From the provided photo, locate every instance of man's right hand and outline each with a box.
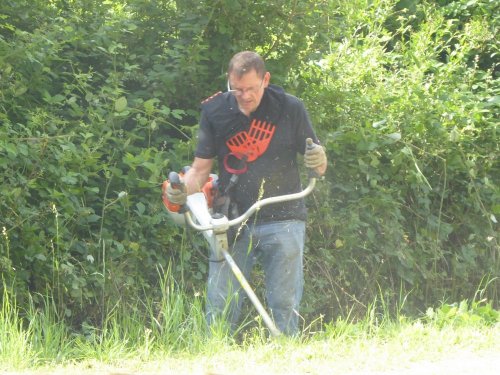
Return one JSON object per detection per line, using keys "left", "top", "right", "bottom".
{"left": 162, "top": 171, "right": 188, "bottom": 213}
{"left": 166, "top": 181, "right": 187, "bottom": 206}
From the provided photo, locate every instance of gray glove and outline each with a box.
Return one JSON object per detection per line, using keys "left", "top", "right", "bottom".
{"left": 304, "top": 141, "right": 327, "bottom": 169}
{"left": 166, "top": 182, "right": 187, "bottom": 206}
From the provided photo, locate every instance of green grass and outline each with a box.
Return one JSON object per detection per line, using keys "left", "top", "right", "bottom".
{"left": 1, "top": 276, "right": 499, "bottom": 374}
{"left": 0, "top": 287, "right": 35, "bottom": 369}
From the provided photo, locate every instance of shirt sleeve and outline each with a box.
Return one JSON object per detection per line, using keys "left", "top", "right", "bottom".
{"left": 194, "top": 110, "right": 216, "bottom": 159}
{"left": 290, "top": 96, "right": 319, "bottom": 154}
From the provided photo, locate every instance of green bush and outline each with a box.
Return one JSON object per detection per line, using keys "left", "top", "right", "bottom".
{"left": 0, "top": 0, "right": 498, "bottom": 332}
{"left": 298, "top": 0, "right": 498, "bottom": 319}
{"left": 0, "top": 0, "right": 193, "bottom": 324}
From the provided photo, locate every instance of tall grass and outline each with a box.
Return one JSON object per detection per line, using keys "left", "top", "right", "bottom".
{"left": 60, "top": 264, "right": 215, "bottom": 364}
{"left": 1, "top": 271, "right": 498, "bottom": 372}
{"left": 0, "top": 286, "right": 75, "bottom": 369}
{"left": 0, "top": 285, "right": 35, "bottom": 368}
{"left": 26, "top": 294, "right": 73, "bottom": 363}
{"left": 0, "top": 265, "right": 241, "bottom": 371}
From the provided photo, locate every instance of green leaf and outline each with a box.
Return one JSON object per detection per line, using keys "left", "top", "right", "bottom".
{"left": 171, "top": 109, "right": 185, "bottom": 119}
{"left": 61, "top": 175, "right": 78, "bottom": 185}
{"left": 144, "top": 98, "right": 159, "bottom": 115}
{"left": 387, "top": 132, "right": 401, "bottom": 141}
{"left": 372, "top": 119, "right": 387, "bottom": 128}
{"left": 136, "top": 202, "right": 146, "bottom": 215}
{"left": 115, "top": 96, "right": 128, "bottom": 112}
{"left": 85, "top": 214, "right": 100, "bottom": 223}
{"left": 483, "top": 96, "right": 500, "bottom": 107}
{"left": 14, "top": 85, "right": 28, "bottom": 97}
{"left": 3, "top": 143, "right": 17, "bottom": 157}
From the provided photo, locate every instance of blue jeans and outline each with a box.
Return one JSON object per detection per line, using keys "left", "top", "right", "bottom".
{"left": 206, "top": 220, "right": 305, "bottom": 335}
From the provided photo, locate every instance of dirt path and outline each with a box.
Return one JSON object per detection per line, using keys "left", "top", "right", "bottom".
{"left": 3, "top": 348, "right": 498, "bottom": 375}
{"left": 346, "top": 349, "right": 500, "bottom": 375}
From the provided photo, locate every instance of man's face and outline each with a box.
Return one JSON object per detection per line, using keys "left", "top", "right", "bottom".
{"left": 228, "top": 70, "right": 270, "bottom": 116}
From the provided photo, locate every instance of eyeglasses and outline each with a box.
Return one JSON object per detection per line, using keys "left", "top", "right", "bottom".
{"left": 227, "top": 77, "right": 265, "bottom": 97}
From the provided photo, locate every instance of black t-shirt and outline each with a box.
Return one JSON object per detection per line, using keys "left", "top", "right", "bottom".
{"left": 195, "top": 84, "right": 318, "bottom": 222}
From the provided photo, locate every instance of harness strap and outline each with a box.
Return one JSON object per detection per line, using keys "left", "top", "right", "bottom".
{"left": 223, "top": 152, "right": 248, "bottom": 175}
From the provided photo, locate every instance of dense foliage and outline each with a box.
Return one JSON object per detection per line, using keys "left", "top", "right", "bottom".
{"left": 0, "top": 0, "right": 498, "bottom": 331}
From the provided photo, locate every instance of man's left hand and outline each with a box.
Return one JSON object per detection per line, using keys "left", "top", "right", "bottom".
{"left": 304, "top": 142, "right": 327, "bottom": 169}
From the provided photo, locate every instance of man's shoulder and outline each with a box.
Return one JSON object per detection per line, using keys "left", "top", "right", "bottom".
{"left": 267, "top": 85, "right": 303, "bottom": 108}
{"left": 201, "top": 91, "right": 223, "bottom": 105}
{"left": 200, "top": 91, "right": 233, "bottom": 116}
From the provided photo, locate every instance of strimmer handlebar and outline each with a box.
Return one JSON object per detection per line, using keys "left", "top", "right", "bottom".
{"left": 184, "top": 176, "right": 316, "bottom": 232}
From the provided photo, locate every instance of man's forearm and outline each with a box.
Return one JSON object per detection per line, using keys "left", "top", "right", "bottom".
{"left": 184, "top": 170, "right": 207, "bottom": 195}
{"left": 183, "top": 157, "right": 214, "bottom": 195}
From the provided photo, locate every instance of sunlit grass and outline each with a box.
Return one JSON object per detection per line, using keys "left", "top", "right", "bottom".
{"left": 1, "top": 271, "right": 499, "bottom": 374}
{"left": 0, "top": 286, "right": 35, "bottom": 369}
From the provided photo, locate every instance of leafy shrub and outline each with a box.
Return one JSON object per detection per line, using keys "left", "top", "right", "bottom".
{"left": 0, "top": 0, "right": 498, "bottom": 332}
{"left": 425, "top": 299, "right": 499, "bottom": 327}
{"left": 298, "top": 0, "right": 499, "bottom": 320}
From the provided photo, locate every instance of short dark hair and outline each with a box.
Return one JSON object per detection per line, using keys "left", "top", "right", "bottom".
{"left": 227, "top": 51, "right": 266, "bottom": 79}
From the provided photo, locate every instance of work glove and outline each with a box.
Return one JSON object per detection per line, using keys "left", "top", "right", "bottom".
{"left": 166, "top": 182, "right": 187, "bottom": 206}
{"left": 304, "top": 140, "right": 327, "bottom": 169}
{"left": 161, "top": 182, "right": 186, "bottom": 225}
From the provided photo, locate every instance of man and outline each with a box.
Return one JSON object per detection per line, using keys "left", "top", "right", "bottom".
{"left": 167, "top": 51, "right": 327, "bottom": 335}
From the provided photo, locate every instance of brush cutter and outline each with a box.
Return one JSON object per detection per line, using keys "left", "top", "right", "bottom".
{"left": 162, "top": 139, "right": 319, "bottom": 337}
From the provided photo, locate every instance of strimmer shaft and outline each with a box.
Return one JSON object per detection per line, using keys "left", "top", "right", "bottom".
{"left": 221, "top": 248, "right": 281, "bottom": 337}
{"left": 183, "top": 176, "right": 318, "bottom": 338}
